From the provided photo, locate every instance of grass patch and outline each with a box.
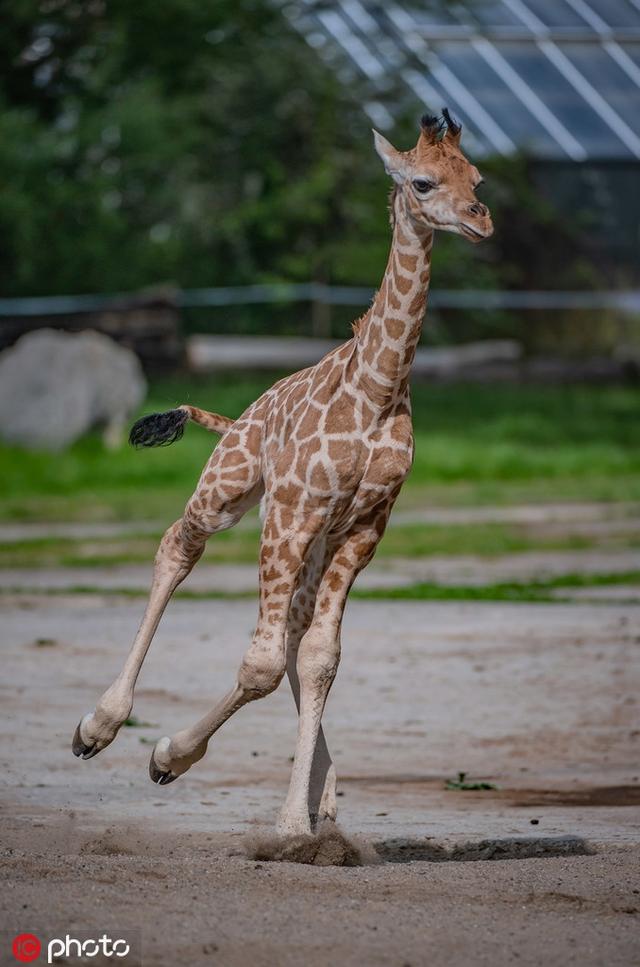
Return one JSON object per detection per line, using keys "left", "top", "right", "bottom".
{"left": 354, "top": 569, "right": 640, "bottom": 602}
{"left": 3, "top": 570, "right": 638, "bottom": 603}
{"left": 377, "top": 522, "right": 621, "bottom": 559}
{"left": 445, "top": 772, "right": 498, "bottom": 791}
{"left": 0, "top": 527, "right": 261, "bottom": 568}
{"left": 0, "top": 377, "right": 638, "bottom": 521}
{"left": 0, "top": 519, "right": 637, "bottom": 569}
{"left": 0, "top": 584, "right": 255, "bottom": 600}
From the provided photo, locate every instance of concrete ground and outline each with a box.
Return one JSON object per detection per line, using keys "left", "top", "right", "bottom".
{"left": 1, "top": 589, "right": 639, "bottom": 966}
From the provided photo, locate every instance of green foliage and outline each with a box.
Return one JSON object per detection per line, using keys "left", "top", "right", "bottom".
{"left": 5, "top": 569, "right": 636, "bottom": 603}
{"left": 0, "top": 376, "right": 638, "bottom": 521}
{"left": 445, "top": 772, "right": 498, "bottom": 791}
{"left": 123, "top": 716, "right": 157, "bottom": 728}
{"left": 3, "top": 516, "right": 636, "bottom": 569}
{"left": 356, "top": 570, "right": 640, "bottom": 603}
{"left": 0, "top": 0, "right": 389, "bottom": 297}
{"left": 0, "top": 0, "right": 597, "bottom": 345}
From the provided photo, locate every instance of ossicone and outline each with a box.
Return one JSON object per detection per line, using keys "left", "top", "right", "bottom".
{"left": 420, "top": 113, "right": 445, "bottom": 144}
{"left": 419, "top": 107, "right": 462, "bottom": 146}
{"left": 442, "top": 107, "right": 462, "bottom": 142}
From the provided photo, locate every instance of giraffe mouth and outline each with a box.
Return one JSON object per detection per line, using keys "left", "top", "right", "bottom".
{"left": 460, "top": 222, "right": 489, "bottom": 242}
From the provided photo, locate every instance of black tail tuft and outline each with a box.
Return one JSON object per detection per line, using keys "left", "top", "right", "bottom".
{"left": 129, "top": 409, "right": 189, "bottom": 448}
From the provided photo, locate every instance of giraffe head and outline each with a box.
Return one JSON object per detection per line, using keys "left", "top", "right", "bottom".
{"left": 373, "top": 110, "right": 493, "bottom": 243}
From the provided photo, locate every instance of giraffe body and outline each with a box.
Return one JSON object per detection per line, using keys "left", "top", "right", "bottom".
{"left": 73, "top": 111, "right": 492, "bottom": 836}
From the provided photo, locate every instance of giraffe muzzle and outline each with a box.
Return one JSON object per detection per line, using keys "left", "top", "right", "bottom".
{"left": 460, "top": 218, "right": 493, "bottom": 242}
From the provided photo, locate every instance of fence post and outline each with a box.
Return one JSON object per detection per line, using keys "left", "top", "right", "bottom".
{"left": 310, "top": 280, "right": 332, "bottom": 338}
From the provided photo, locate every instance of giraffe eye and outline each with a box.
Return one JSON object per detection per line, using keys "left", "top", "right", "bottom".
{"left": 413, "top": 179, "right": 434, "bottom": 194}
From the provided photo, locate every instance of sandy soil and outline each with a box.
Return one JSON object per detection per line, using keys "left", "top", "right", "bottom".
{"left": 1, "top": 593, "right": 639, "bottom": 966}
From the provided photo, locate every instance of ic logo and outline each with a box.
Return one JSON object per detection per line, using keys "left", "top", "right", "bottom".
{"left": 12, "top": 934, "right": 41, "bottom": 963}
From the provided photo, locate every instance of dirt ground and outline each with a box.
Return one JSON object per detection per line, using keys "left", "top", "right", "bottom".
{"left": 1, "top": 591, "right": 639, "bottom": 966}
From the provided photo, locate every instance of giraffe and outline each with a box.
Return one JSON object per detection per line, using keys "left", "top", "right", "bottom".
{"left": 72, "top": 110, "right": 493, "bottom": 837}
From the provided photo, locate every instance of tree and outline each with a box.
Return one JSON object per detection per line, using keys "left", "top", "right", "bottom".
{"left": 0, "top": 0, "right": 392, "bottom": 299}
{"left": 0, "top": 0, "right": 599, "bottom": 347}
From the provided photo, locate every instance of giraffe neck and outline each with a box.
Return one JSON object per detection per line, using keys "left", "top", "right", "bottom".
{"left": 351, "top": 192, "right": 434, "bottom": 409}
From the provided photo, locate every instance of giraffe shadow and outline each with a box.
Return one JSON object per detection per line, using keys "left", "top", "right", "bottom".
{"left": 374, "top": 835, "right": 594, "bottom": 864}
{"left": 245, "top": 827, "right": 593, "bottom": 867}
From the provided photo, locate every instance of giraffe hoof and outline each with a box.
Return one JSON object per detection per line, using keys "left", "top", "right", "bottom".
{"left": 148, "top": 753, "right": 178, "bottom": 785}
{"left": 72, "top": 719, "right": 100, "bottom": 759}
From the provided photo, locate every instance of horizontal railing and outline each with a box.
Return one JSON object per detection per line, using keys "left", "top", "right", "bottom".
{"left": 0, "top": 285, "right": 639, "bottom": 316}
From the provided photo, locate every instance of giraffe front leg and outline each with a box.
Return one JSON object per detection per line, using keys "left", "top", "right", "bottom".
{"left": 147, "top": 625, "right": 292, "bottom": 784}
{"left": 148, "top": 680, "right": 249, "bottom": 784}
{"left": 279, "top": 621, "right": 341, "bottom": 837}
{"left": 287, "top": 539, "right": 337, "bottom": 827}
{"left": 289, "top": 670, "right": 337, "bottom": 826}
{"left": 279, "top": 514, "right": 387, "bottom": 836}
{"left": 148, "top": 507, "right": 327, "bottom": 785}
{"left": 286, "top": 538, "right": 339, "bottom": 828}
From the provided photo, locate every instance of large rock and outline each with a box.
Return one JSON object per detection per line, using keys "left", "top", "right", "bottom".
{"left": 0, "top": 328, "right": 147, "bottom": 450}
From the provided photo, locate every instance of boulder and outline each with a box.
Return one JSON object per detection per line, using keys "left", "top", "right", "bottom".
{"left": 0, "top": 328, "right": 147, "bottom": 450}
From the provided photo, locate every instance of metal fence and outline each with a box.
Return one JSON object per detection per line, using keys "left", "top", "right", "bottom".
{"left": 1, "top": 285, "right": 639, "bottom": 317}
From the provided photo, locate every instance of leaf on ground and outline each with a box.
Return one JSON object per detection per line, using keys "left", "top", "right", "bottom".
{"left": 33, "top": 637, "right": 58, "bottom": 647}
{"left": 124, "top": 716, "right": 158, "bottom": 728}
{"left": 445, "top": 771, "right": 498, "bottom": 791}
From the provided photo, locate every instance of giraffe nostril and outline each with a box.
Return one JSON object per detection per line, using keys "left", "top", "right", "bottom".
{"left": 467, "top": 202, "right": 487, "bottom": 217}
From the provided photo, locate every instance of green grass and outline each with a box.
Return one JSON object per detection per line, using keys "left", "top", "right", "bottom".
{"left": 354, "top": 569, "right": 640, "bottom": 602}
{"left": 0, "top": 518, "right": 637, "bottom": 569}
{"left": 1, "top": 376, "right": 639, "bottom": 522}
{"left": 3, "top": 569, "right": 638, "bottom": 603}
{"left": 445, "top": 772, "right": 498, "bottom": 791}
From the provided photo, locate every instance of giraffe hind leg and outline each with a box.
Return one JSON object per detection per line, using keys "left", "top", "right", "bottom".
{"left": 72, "top": 515, "right": 208, "bottom": 760}
{"left": 72, "top": 422, "right": 264, "bottom": 762}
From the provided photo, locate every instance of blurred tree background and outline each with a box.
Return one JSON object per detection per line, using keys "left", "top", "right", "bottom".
{"left": 0, "top": 0, "right": 388, "bottom": 299}
{"left": 0, "top": 0, "right": 608, "bottom": 347}
{"left": 0, "top": 1, "right": 638, "bottom": 548}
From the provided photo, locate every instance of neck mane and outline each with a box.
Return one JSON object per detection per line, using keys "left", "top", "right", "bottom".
{"left": 351, "top": 189, "right": 434, "bottom": 408}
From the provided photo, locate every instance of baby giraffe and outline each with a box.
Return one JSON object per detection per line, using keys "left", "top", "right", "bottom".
{"left": 72, "top": 110, "right": 492, "bottom": 836}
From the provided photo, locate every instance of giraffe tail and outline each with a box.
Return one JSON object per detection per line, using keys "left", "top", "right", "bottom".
{"left": 129, "top": 404, "right": 234, "bottom": 448}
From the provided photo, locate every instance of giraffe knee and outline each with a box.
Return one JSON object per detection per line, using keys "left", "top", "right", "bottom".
{"left": 238, "top": 646, "right": 286, "bottom": 698}
{"left": 155, "top": 518, "right": 205, "bottom": 573}
{"left": 297, "top": 628, "right": 340, "bottom": 691}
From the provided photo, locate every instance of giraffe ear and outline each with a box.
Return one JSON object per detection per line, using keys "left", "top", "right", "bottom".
{"left": 372, "top": 130, "right": 407, "bottom": 185}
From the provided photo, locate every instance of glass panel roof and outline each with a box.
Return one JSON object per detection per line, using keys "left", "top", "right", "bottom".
{"left": 516, "top": 0, "right": 586, "bottom": 29}
{"left": 467, "top": 2, "right": 528, "bottom": 28}
{"left": 400, "top": 66, "right": 495, "bottom": 153}
{"left": 499, "top": 41, "right": 632, "bottom": 156}
{"left": 468, "top": 0, "right": 522, "bottom": 27}
{"left": 563, "top": 42, "right": 640, "bottom": 137}
{"left": 621, "top": 41, "right": 640, "bottom": 67}
{"left": 586, "top": 0, "right": 640, "bottom": 29}
{"left": 434, "top": 41, "right": 562, "bottom": 155}
{"left": 285, "top": 1, "right": 640, "bottom": 160}
{"left": 396, "top": 5, "right": 459, "bottom": 27}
